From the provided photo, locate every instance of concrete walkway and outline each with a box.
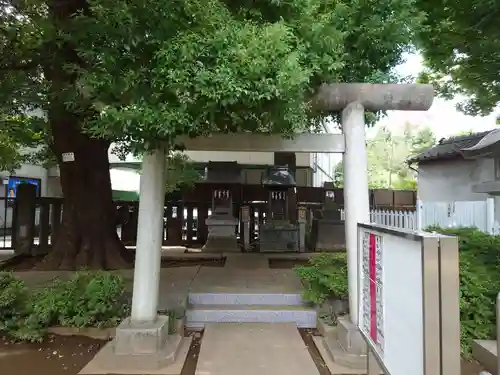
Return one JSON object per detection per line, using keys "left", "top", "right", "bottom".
{"left": 190, "top": 266, "right": 303, "bottom": 294}
{"left": 224, "top": 254, "right": 269, "bottom": 269}
{"left": 195, "top": 323, "right": 320, "bottom": 375}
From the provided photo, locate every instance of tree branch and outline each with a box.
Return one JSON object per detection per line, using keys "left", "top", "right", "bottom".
{"left": 0, "top": 60, "right": 39, "bottom": 72}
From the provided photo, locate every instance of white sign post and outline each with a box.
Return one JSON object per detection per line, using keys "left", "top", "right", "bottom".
{"left": 357, "top": 223, "right": 461, "bottom": 375}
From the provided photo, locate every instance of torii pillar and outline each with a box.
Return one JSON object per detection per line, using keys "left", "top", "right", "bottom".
{"left": 109, "top": 84, "right": 433, "bottom": 371}
{"left": 314, "top": 83, "right": 434, "bottom": 325}
{"left": 128, "top": 84, "right": 434, "bottom": 327}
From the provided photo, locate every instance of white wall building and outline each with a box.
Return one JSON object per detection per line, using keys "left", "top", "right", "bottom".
{"left": 310, "top": 120, "right": 341, "bottom": 187}
{"left": 108, "top": 148, "right": 324, "bottom": 189}
{"left": 408, "top": 130, "right": 500, "bottom": 219}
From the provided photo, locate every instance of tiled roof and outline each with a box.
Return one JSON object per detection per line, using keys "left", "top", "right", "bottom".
{"left": 407, "top": 130, "right": 494, "bottom": 163}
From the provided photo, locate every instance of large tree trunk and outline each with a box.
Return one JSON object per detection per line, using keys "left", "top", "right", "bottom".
{"left": 36, "top": 0, "right": 132, "bottom": 270}
{"left": 37, "top": 119, "right": 131, "bottom": 270}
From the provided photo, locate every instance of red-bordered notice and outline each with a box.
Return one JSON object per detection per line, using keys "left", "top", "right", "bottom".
{"left": 361, "top": 231, "right": 385, "bottom": 355}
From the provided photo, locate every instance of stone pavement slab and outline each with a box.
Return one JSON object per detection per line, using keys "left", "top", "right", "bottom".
{"left": 224, "top": 254, "right": 269, "bottom": 269}
{"left": 79, "top": 337, "right": 192, "bottom": 375}
{"left": 190, "top": 267, "right": 303, "bottom": 293}
{"left": 195, "top": 323, "right": 320, "bottom": 375}
{"left": 313, "top": 336, "right": 367, "bottom": 374}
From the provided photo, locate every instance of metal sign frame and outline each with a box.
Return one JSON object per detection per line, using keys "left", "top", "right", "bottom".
{"left": 357, "top": 223, "right": 460, "bottom": 375}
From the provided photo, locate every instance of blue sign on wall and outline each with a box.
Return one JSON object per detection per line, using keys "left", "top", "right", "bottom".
{"left": 6, "top": 177, "right": 41, "bottom": 198}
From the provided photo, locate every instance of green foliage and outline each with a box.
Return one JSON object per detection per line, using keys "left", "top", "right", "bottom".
{"left": 295, "top": 253, "right": 348, "bottom": 304}
{"left": 297, "top": 227, "right": 500, "bottom": 357}
{"left": 0, "top": 271, "right": 129, "bottom": 342}
{"left": 165, "top": 153, "right": 202, "bottom": 193}
{"left": 426, "top": 226, "right": 500, "bottom": 357}
{"left": 31, "top": 271, "right": 129, "bottom": 329}
{"left": 334, "top": 123, "right": 436, "bottom": 189}
{"left": 0, "top": 273, "right": 32, "bottom": 338}
{"left": 79, "top": 0, "right": 421, "bottom": 152}
{"left": 110, "top": 144, "right": 202, "bottom": 194}
{"left": 1, "top": 0, "right": 423, "bottom": 157}
{"left": 0, "top": 114, "right": 50, "bottom": 172}
{"left": 368, "top": 123, "right": 436, "bottom": 188}
{"left": 332, "top": 162, "right": 344, "bottom": 188}
{"left": 416, "top": 0, "right": 500, "bottom": 116}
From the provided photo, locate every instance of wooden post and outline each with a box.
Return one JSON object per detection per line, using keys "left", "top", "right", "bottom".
{"left": 298, "top": 206, "right": 307, "bottom": 252}
{"left": 121, "top": 202, "right": 139, "bottom": 245}
{"left": 50, "top": 199, "right": 62, "bottom": 245}
{"left": 186, "top": 204, "right": 194, "bottom": 247}
{"left": 197, "top": 204, "right": 209, "bottom": 245}
{"left": 241, "top": 205, "right": 250, "bottom": 251}
{"left": 167, "top": 205, "right": 183, "bottom": 246}
{"left": 164, "top": 203, "right": 173, "bottom": 245}
{"left": 38, "top": 199, "right": 50, "bottom": 254}
{"left": 485, "top": 197, "right": 495, "bottom": 234}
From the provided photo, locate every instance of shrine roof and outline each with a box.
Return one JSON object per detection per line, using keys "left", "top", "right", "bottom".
{"left": 407, "top": 130, "right": 495, "bottom": 164}
{"left": 261, "top": 166, "right": 297, "bottom": 187}
{"left": 202, "top": 161, "right": 242, "bottom": 184}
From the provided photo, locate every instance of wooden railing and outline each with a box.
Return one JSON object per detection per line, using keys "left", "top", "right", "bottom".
{"left": 0, "top": 187, "right": 414, "bottom": 251}
{"left": 0, "top": 197, "right": 319, "bottom": 250}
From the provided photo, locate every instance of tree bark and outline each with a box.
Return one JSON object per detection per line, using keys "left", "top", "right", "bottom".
{"left": 38, "top": 122, "right": 131, "bottom": 270}
{"left": 35, "top": 0, "right": 131, "bottom": 270}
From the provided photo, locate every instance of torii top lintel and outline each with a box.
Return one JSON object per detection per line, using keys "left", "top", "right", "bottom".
{"left": 175, "top": 83, "right": 434, "bottom": 153}
{"left": 313, "top": 83, "right": 434, "bottom": 111}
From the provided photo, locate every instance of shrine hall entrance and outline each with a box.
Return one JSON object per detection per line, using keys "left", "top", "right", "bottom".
{"left": 161, "top": 133, "right": 345, "bottom": 255}
{"left": 192, "top": 162, "right": 311, "bottom": 253}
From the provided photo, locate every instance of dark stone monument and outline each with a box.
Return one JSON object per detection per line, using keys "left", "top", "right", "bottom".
{"left": 201, "top": 162, "right": 242, "bottom": 252}
{"left": 13, "top": 183, "right": 37, "bottom": 255}
{"left": 259, "top": 166, "right": 300, "bottom": 252}
{"left": 119, "top": 203, "right": 138, "bottom": 245}
{"left": 313, "top": 182, "right": 345, "bottom": 251}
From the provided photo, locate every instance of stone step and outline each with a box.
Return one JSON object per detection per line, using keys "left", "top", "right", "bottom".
{"left": 186, "top": 304, "right": 316, "bottom": 329}
{"left": 322, "top": 336, "right": 367, "bottom": 370}
{"left": 472, "top": 339, "right": 498, "bottom": 374}
{"left": 188, "top": 292, "right": 304, "bottom": 306}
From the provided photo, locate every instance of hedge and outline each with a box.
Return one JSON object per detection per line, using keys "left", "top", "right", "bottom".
{"left": 295, "top": 227, "right": 500, "bottom": 357}
{"left": 0, "top": 271, "right": 129, "bottom": 342}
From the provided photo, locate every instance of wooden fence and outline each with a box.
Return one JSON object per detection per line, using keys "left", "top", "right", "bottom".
{"left": 172, "top": 183, "right": 417, "bottom": 208}
{"left": 0, "top": 197, "right": 319, "bottom": 250}
{"left": 0, "top": 185, "right": 416, "bottom": 251}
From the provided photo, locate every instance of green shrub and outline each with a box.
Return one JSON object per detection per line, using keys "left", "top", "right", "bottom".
{"left": 297, "top": 228, "right": 500, "bottom": 358}
{"left": 0, "top": 273, "right": 31, "bottom": 336}
{"left": 0, "top": 272, "right": 44, "bottom": 341}
{"left": 427, "top": 226, "right": 500, "bottom": 357}
{"left": 31, "top": 271, "right": 129, "bottom": 329}
{"left": 295, "top": 252, "right": 348, "bottom": 305}
{"left": 0, "top": 271, "right": 129, "bottom": 342}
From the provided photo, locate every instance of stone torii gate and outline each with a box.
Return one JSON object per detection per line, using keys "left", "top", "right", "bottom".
{"left": 114, "top": 83, "right": 434, "bottom": 368}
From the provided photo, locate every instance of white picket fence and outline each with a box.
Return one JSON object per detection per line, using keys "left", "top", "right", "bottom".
{"left": 340, "top": 198, "right": 500, "bottom": 234}
{"left": 340, "top": 208, "right": 419, "bottom": 230}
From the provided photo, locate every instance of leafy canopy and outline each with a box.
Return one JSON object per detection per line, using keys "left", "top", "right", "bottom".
{"left": 333, "top": 123, "right": 436, "bottom": 189}
{"left": 416, "top": 0, "right": 500, "bottom": 116}
{"left": 1, "top": 0, "right": 421, "bottom": 158}
{"left": 0, "top": 113, "right": 48, "bottom": 172}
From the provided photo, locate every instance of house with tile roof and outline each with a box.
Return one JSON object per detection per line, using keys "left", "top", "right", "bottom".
{"left": 408, "top": 129, "right": 500, "bottom": 205}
